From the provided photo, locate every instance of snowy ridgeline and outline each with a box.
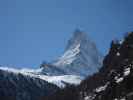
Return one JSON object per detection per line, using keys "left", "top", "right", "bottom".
{"left": 0, "top": 67, "right": 83, "bottom": 88}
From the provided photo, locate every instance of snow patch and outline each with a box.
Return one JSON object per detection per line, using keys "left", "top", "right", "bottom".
{"left": 116, "top": 52, "right": 120, "bottom": 56}
{"left": 115, "top": 77, "right": 124, "bottom": 83}
{"left": 124, "top": 67, "right": 130, "bottom": 76}
{"left": 95, "top": 82, "right": 109, "bottom": 93}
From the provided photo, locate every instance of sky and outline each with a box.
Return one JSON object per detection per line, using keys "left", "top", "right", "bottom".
{"left": 0, "top": 0, "right": 133, "bottom": 68}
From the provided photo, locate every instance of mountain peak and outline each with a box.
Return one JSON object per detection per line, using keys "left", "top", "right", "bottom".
{"left": 72, "top": 29, "right": 87, "bottom": 42}
{"left": 40, "top": 29, "right": 102, "bottom": 77}
{"left": 51, "top": 30, "right": 103, "bottom": 76}
{"left": 66, "top": 29, "right": 88, "bottom": 50}
{"left": 73, "top": 29, "right": 87, "bottom": 39}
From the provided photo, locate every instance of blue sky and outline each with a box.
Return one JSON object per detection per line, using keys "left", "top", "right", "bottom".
{"left": 0, "top": 0, "right": 133, "bottom": 68}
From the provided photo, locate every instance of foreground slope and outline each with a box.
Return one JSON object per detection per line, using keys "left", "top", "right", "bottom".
{"left": 0, "top": 68, "right": 59, "bottom": 100}
{"left": 0, "top": 66, "right": 83, "bottom": 100}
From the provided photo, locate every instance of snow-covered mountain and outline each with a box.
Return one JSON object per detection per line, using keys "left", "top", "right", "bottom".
{"left": 41, "top": 29, "right": 102, "bottom": 77}
{"left": 0, "top": 30, "right": 103, "bottom": 100}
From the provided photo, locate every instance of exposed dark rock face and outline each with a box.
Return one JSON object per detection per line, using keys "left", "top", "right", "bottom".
{"left": 95, "top": 32, "right": 133, "bottom": 100}
{"left": 42, "top": 32, "right": 133, "bottom": 100}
